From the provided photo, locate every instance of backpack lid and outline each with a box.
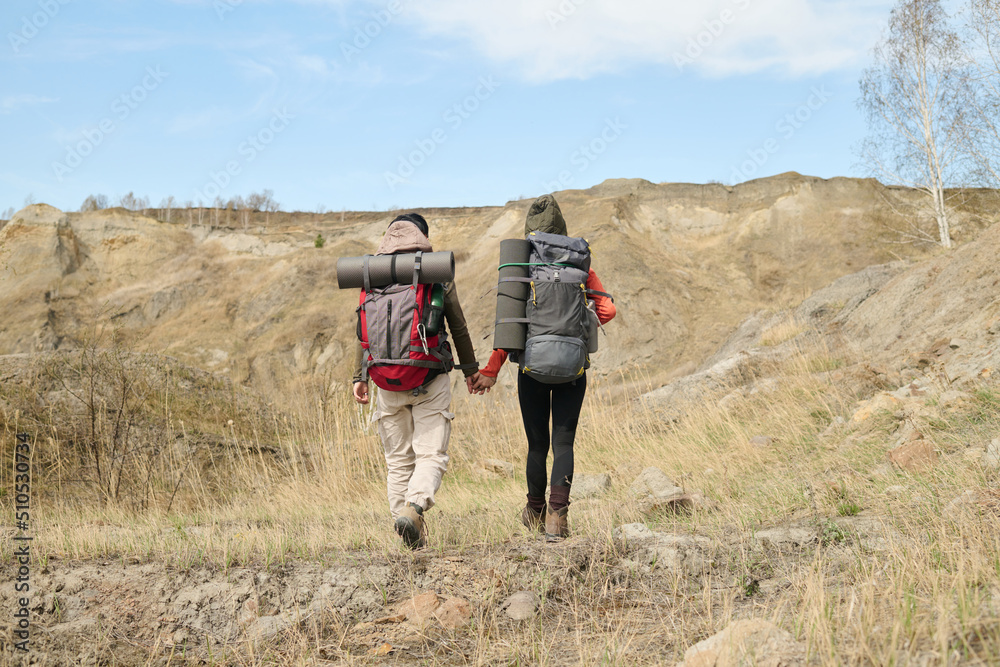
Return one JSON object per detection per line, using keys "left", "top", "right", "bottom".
{"left": 528, "top": 231, "right": 591, "bottom": 272}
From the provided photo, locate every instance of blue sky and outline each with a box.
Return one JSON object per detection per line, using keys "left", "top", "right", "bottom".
{"left": 1, "top": 0, "right": 894, "bottom": 214}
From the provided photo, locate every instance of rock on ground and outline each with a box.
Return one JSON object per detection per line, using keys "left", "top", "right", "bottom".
{"left": 887, "top": 439, "right": 937, "bottom": 472}
{"left": 385, "top": 591, "right": 472, "bottom": 630}
{"left": 679, "top": 619, "right": 807, "bottom": 667}
{"left": 615, "top": 524, "right": 714, "bottom": 576}
{"left": 628, "top": 467, "right": 712, "bottom": 515}
{"left": 479, "top": 459, "right": 515, "bottom": 478}
{"left": 629, "top": 466, "right": 683, "bottom": 500}
{"left": 614, "top": 523, "right": 655, "bottom": 541}
{"left": 501, "top": 591, "right": 540, "bottom": 621}
{"left": 754, "top": 526, "right": 817, "bottom": 551}
{"left": 573, "top": 473, "right": 612, "bottom": 498}
{"left": 984, "top": 440, "right": 1000, "bottom": 470}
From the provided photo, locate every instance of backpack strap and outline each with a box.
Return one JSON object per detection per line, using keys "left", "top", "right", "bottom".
{"left": 586, "top": 288, "right": 614, "bottom": 302}
{"left": 359, "top": 261, "right": 372, "bottom": 383}
{"left": 362, "top": 254, "right": 372, "bottom": 294}
{"left": 367, "top": 357, "right": 447, "bottom": 369}
{"left": 412, "top": 251, "right": 422, "bottom": 288}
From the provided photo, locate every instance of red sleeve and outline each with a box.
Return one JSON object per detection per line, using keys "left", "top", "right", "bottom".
{"left": 587, "top": 270, "right": 616, "bottom": 324}
{"left": 480, "top": 349, "right": 508, "bottom": 377}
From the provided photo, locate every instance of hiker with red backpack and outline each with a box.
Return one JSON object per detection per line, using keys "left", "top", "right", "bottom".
{"left": 473, "top": 195, "right": 616, "bottom": 541}
{"left": 350, "top": 213, "right": 483, "bottom": 549}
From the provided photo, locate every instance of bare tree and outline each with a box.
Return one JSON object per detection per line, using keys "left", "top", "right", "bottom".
{"left": 118, "top": 192, "right": 150, "bottom": 212}
{"left": 2, "top": 206, "right": 15, "bottom": 219}
{"left": 859, "top": 0, "right": 972, "bottom": 248}
{"left": 264, "top": 191, "right": 279, "bottom": 226}
{"left": 159, "top": 196, "right": 176, "bottom": 223}
{"left": 24, "top": 193, "right": 36, "bottom": 207}
{"left": 212, "top": 196, "right": 224, "bottom": 226}
{"left": 81, "top": 194, "right": 109, "bottom": 212}
{"left": 961, "top": 0, "right": 1000, "bottom": 186}
{"left": 245, "top": 191, "right": 266, "bottom": 211}
{"left": 244, "top": 189, "right": 278, "bottom": 226}
{"left": 232, "top": 196, "right": 252, "bottom": 231}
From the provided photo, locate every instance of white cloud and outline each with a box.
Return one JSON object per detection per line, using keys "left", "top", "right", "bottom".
{"left": 397, "top": 0, "right": 892, "bottom": 81}
{"left": 1, "top": 94, "right": 58, "bottom": 114}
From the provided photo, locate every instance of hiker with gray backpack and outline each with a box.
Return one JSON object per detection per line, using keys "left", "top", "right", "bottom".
{"left": 473, "top": 195, "right": 616, "bottom": 541}
{"left": 344, "top": 213, "right": 483, "bottom": 549}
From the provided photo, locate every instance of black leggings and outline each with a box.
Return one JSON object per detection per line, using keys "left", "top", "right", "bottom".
{"left": 517, "top": 372, "right": 587, "bottom": 497}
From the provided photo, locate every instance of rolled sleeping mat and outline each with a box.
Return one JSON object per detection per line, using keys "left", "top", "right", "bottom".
{"left": 493, "top": 239, "right": 531, "bottom": 351}
{"left": 336, "top": 251, "right": 454, "bottom": 289}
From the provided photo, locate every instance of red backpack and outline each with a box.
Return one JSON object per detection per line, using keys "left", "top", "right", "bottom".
{"left": 358, "top": 282, "right": 453, "bottom": 391}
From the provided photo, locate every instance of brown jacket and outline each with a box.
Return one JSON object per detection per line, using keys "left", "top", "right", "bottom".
{"left": 352, "top": 221, "right": 478, "bottom": 383}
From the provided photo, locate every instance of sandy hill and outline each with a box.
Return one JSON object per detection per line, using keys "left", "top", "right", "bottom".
{"left": 0, "top": 173, "right": 985, "bottom": 392}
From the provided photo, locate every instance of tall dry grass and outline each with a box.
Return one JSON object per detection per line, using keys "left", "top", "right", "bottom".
{"left": 3, "top": 333, "right": 1000, "bottom": 665}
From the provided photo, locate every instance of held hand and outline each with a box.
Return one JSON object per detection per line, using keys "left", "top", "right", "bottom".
{"left": 466, "top": 373, "right": 490, "bottom": 395}
{"left": 473, "top": 373, "right": 497, "bottom": 393}
{"left": 352, "top": 381, "right": 370, "bottom": 404}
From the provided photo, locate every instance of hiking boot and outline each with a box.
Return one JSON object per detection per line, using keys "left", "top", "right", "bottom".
{"left": 521, "top": 504, "right": 546, "bottom": 533}
{"left": 395, "top": 503, "right": 426, "bottom": 549}
{"left": 544, "top": 505, "right": 569, "bottom": 542}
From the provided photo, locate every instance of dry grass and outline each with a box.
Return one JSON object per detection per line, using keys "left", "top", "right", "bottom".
{"left": 2, "top": 337, "right": 1000, "bottom": 665}
{"left": 758, "top": 316, "right": 807, "bottom": 347}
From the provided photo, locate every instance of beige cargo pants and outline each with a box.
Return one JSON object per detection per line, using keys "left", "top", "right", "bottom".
{"left": 373, "top": 373, "right": 454, "bottom": 518}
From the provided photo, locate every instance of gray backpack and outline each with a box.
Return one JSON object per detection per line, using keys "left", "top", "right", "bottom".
{"left": 519, "top": 232, "right": 607, "bottom": 384}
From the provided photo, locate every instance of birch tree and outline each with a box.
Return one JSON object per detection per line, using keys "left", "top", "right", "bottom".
{"left": 859, "top": 0, "right": 971, "bottom": 248}
{"left": 962, "top": 0, "right": 1000, "bottom": 185}
{"left": 159, "top": 195, "right": 176, "bottom": 223}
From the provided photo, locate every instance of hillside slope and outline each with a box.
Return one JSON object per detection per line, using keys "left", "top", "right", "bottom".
{"left": 0, "top": 174, "right": 972, "bottom": 391}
